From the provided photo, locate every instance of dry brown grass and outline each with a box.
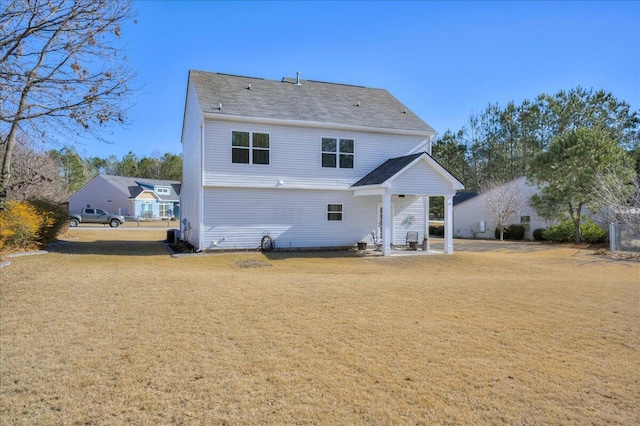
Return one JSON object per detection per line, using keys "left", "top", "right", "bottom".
{"left": 1, "top": 230, "right": 638, "bottom": 425}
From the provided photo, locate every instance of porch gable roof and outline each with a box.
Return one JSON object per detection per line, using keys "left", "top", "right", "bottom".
{"left": 352, "top": 153, "right": 423, "bottom": 187}
{"left": 351, "top": 152, "right": 464, "bottom": 192}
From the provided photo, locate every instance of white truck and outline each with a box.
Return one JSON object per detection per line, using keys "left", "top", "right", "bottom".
{"left": 69, "top": 208, "right": 125, "bottom": 227}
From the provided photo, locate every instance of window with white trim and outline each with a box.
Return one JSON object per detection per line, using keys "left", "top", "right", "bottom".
{"left": 232, "top": 131, "right": 270, "bottom": 165}
{"left": 322, "top": 138, "right": 354, "bottom": 168}
{"left": 327, "top": 204, "right": 343, "bottom": 221}
{"left": 159, "top": 202, "right": 170, "bottom": 218}
{"left": 156, "top": 187, "right": 170, "bottom": 194}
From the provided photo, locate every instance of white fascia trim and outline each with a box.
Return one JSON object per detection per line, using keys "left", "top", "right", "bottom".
{"left": 202, "top": 184, "right": 353, "bottom": 191}
{"left": 202, "top": 112, "right": 435, "bottom": 138}
{"left": 352, "top": 187, "right": 387, "bottom": 197}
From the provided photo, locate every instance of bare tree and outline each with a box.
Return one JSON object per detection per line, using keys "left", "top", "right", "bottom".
{"left": 0, "top": 0, "right": 135, "bottom": 209}
{"left": 482, "top": 178, "right": 526, "bottom": 241}
{"left": 2, "top": 138, "right": 69, "bottom": 202}
{"left": 592, "top": 170, "right": 640, "bottom": 237}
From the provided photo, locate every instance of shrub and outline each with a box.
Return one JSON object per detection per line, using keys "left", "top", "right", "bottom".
{"left": 543, "top": 220, "right": 574, "bottom": 243}
{"left": 429, "top": 225, "right": 444, "bottom": 237}
{"left": 533, "top": 228, "right": 546, "bottom": 241}
{"left": 0, "top": 200, "right": 46, "bottom": 252}
{"left": 543, "top": 219, "right": 608, "bottom": 244}
{"left": 27, "top": 198, "right": 69, "bottom": 245}
{"left": 580, "top": 219, "right": 608, "bottom": 244}
{"left": 507, "top": 224, "right": 525, "bottom": 240}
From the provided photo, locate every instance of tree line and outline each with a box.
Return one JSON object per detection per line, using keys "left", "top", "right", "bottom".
{"left": 431, "top": 86, "right": 639, "bottom": 243}
{"left": 432, "top": 86, "right": 639, "bottom": 193}
{"left": 4, "top": 141, "right": 182, "bottom": 203}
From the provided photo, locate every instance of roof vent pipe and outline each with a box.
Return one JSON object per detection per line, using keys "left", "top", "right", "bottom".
{"left": 295, "top": 71, "right": 301, "bottom": 86}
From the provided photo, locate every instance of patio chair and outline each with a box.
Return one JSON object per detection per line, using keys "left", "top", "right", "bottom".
{"left": 406, "top": 231, "right": 419, "bottom": 250}
{"left": 371, "top": 232, "right": 383, "bottom": 251}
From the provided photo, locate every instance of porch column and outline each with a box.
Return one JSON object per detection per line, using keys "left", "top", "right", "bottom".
{"left": 444, "top": 195, "right": 454, "bottom": 254}
{"left": 382, "top": 193, "right": 392, "bottom": 256}
{"left": 423, "top": 196, "right": 429, "bottom": 239}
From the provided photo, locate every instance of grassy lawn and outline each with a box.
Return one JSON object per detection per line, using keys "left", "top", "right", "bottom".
{"left": 1, "top": 230, "right": 638, "bottom": 424}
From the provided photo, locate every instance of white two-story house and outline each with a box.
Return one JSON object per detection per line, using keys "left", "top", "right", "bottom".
{"left": 180, "top": 71, "right": 463, "bottom": 255}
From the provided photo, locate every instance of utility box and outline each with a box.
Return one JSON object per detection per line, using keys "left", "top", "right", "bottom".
{"left": 167, "top": 229, "right": 179, "bottom": 244}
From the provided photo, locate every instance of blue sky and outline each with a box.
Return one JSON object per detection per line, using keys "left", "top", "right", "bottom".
{"left": 79, "top": 0, "right": 640, "bottom": 159}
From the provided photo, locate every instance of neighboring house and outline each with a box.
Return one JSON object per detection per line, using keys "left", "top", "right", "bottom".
{"left": 180, "top": 71, "right": 463, "bottom": 255}
{"left": 452, "top": 176, "right": 550, "bottom": 240}
{"left": 68, "top": 175, "right": 181, "bottom": 220}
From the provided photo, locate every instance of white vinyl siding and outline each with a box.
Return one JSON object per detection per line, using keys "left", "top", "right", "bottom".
{"left": 201, "top": 188, "right": 379, "bottom": 250}
{"left": 199, "top": 188, "right": 427, "bottom": 250}
{"left": 202, "top": 119, "right": 428, "bottom": 189}
{"left": 180, "top": 78, "right": 204, "bottom": 249}
{"left": 390, "top": 160, "right": 456, "bottom": 195}
{"left": 392, "top": 196, "right": 427, "bottom": 245}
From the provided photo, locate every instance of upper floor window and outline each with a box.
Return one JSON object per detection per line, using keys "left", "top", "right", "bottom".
{"left": 156, "top": 187, "right": 170, "bottom": 194}
{"left": 232, "top": 131, "right": 270, "bottom": 165}
{"left": 322, "top": 138, "right": 354, "bottom": 169}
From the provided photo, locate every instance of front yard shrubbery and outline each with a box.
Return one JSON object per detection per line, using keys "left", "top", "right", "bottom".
{"left": 543, "top": 219, "right": 608, "bottom": 244}
{"left": 533, "top": 228, "right": 546, "bottom": 241}
{"left": 0, "top": 199, "right": 68, "bottom": 253}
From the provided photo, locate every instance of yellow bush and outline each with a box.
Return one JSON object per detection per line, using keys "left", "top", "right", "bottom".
{"left": 0, "top": 200, "right": 50, "bottom": 252}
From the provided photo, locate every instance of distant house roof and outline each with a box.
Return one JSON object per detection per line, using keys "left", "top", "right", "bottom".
{"left": 453, "top": 192, "right": 478, "bottom": 206}
{"left": 100, "top": 175, "right": 181, "bottom": 202}
{"left": 352, "top": 153, "right": 424, "bottom": 187}
{"left": 188, "top": 70, "right": 435, "bottom": 133}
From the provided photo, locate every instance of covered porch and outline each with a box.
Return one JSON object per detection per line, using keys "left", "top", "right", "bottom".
{"left": 351, "top": 152, "right": 463, "bottom": 256}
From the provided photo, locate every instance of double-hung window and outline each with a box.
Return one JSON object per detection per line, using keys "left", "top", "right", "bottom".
{"left": 322, "top": 138, "right": 354, "bottom": 168}
{"left": 232, "top": 131, "right": 270, "bottom": 165}
{"left": 327, "top": 204, "right": 343, "bottom": 221}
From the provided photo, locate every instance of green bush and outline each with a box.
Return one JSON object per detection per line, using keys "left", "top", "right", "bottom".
{"left": 429, "top": 225, "right": 444, "bottom": 237}
{"left": 543, "top": 220, "right": 575, "bottom": 243}
{"left": 533, "top": 228, "right": 546, "bottom": 241}
{"left": 543, "top": 219, "right": 608, "bottom": 243}
{"left": 580, "top": 219, "right": 608, "bottom": 244}
{"left": 507, "top": 224, "right": 525, "bottom": 240}
{"left": 28, "top": 198, "right": 69, "bottom": 246}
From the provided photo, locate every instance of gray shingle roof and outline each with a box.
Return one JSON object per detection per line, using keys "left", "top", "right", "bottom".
{"left": 189, "top": 71, "right": 435, "bottom": 133}
{"left": 453, "top": 192, "right": 478, "bottom": 206}
{"left": 101, "top": 175, "right": 181, "bottom": 201}
{"left": 351, "top": 153, "right": 424, "bottom": 187}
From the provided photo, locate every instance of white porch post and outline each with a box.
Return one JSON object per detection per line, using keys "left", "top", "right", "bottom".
{"left": 444, "top": 195, "right": 454, "bottom": 254}
{"left": 423, "top": 196, "right": 429, "bottom": 238}
{"left": 382, "top": 193, "right": 392, "bottom": 256}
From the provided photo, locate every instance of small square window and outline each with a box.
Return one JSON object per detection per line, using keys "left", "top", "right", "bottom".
{"left": 327, "top": 204, "right": 343, "bottom": 221}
